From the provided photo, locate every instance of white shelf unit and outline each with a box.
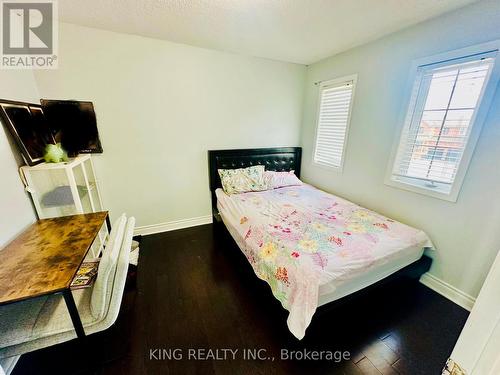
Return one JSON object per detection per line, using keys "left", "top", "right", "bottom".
{"left": 20, "top": 155, "right": 107, "bottom": 258}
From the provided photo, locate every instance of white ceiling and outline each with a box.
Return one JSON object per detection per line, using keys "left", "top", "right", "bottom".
{"left": 59, "top": 0, "right": 478, "bottom": 65}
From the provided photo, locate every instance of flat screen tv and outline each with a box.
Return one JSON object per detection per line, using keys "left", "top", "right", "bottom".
{"left": 40, "top": 99, "right": 103, "bottom": 156}
{"left": 0, "top": 100, "right": 55, "bottom": 165}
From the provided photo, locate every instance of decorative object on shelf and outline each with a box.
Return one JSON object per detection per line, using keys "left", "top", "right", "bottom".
{"left": 19, "top": 154, "right": 106, "bottom": 258}
{"left": 44, "top": 143, "right": 68, "bottom": 163}
{"left": 0, "top": 100, "right": 55, "bottom": 166}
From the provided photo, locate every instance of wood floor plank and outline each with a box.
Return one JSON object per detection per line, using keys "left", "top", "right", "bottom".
{"left": 361, "top": 341, "right": 399, "bottom": 375}
{"left": 355, "top": 357, "right": 383, "bottom": 375}
{"left": 350, "top": 350, "right": 366, "bottom": 364}
{"left": 341, "top": 360, "right": 365, "bottom": 375}
{"left": 391, "top": 358, "right": 411, "bottom": 375}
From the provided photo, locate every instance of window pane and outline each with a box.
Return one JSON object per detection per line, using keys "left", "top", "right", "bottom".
{"left": 450, "top": 64, "right": 490, "bottom": 109}
{"left": 415, "top": 110, "right": 446, "bottom": 145}
{"left": 424, "top": 69, "right": 457, "bottom": 110}
{"left": 437, "top": 109, "right": 473, "bottom": 149}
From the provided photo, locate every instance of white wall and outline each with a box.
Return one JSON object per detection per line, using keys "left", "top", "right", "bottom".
{"left": 0, "top": 71, "right": 38, "bottom": 247}
{"left": 300, "top": 0, "right": 500, "bottom": 298}
{"left": 34, "top": 23, "right": 306, "bottom": 228}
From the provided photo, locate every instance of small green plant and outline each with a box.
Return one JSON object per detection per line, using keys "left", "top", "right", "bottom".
{"left": 44, "top": 143, "right": 68, "bottom": 163}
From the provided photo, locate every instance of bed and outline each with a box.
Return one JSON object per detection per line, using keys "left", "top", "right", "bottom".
{"left": 208, "top": 147, "right": 433, "bottom": 339}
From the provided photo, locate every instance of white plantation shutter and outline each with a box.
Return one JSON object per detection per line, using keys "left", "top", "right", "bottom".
{"left": 314, "top": 76, "right": 356, "bottom": 169}
{"left": 389, "top": 49, "right": 498, "bottom": 199}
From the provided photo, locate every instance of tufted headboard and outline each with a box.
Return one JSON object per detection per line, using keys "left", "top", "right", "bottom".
{"left": 208, "top": 147, "right": 302, "bottom": 220}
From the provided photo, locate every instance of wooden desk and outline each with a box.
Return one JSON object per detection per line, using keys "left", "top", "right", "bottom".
{"left": 0, "top": 212, "right": 110, "bottom": 338}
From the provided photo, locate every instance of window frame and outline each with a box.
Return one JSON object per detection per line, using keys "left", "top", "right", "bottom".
{"left": 385, "top": 41, "right": 500, "bottom": 202}
{"left": 312, "top": 74, "right": 358, "bottom": 172}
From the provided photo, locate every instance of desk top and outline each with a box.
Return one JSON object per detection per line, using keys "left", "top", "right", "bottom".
{"left": 0, "top": 212, "right": 108, "bottom": 305}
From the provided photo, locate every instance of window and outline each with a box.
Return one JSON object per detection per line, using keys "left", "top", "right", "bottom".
{"left": 313, "top": 75, "right": 357, "bottom": 170}
{"left": 386, "top": 42, "right": 500, "bottom": 202}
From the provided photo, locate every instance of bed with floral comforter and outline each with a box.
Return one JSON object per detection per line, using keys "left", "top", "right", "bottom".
{"left": 216, "top": 184, "right": 432, "bottom": 339}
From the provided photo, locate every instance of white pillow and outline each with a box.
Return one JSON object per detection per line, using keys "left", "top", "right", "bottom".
{"left": 90, "top": 214, "right": 126, "bottom": 319}
{"left": 264, "top": 170, "right": 302, "bottom": 189}
{"left": 218, "top": 165, "right": 266, "bottom": 194}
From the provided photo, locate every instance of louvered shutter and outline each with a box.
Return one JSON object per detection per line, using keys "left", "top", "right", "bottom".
{"left": 313, "top": 78, "right": 356, "bottom": 169}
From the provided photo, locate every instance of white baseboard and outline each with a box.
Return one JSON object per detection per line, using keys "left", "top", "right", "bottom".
{"left": 420, "top": 272, "right": 476, "bottom": 311}
{"left": 134, "top": 215, "right": 212, "bottom": 236}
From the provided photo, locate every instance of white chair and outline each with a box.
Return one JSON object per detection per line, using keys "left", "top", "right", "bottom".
{"left": 0, "top": 214, "right": 135, "bottom": 371}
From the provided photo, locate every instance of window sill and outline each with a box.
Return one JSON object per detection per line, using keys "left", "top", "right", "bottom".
{"left": 384, "top": 176, "right": 459, "bottom": 202}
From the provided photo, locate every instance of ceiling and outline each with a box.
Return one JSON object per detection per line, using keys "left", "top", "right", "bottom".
{"left": 58, "top": 0, "right": 478, "bottom": 65}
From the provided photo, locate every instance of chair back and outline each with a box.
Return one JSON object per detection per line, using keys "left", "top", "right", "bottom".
{"left": 90, "top": 214, "right": 126, "bottom": 319}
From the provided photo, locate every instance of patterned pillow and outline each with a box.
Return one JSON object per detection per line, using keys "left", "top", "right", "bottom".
{"left": 218, "top": 165, "right": 266, "bottom": 194}
{"left": 264, "top": 170, "right": 302, "bottom": 189}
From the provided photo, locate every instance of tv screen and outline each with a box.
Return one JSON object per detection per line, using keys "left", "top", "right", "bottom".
{"left": 0, "top": 101, "right": 55, "bottom": 165}
{"left": 40, "top": 99, "right": 103, "bottom": 156}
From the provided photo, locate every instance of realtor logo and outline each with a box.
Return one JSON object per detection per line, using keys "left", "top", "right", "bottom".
{"left": 1, "top": 0, "right": 58, "bottom": 69}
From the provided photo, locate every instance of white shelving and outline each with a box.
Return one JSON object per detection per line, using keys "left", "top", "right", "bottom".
{"left": 20, "top": 155, "right": 107, "bottom": 258}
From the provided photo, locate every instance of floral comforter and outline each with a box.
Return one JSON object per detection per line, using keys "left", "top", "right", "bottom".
{"left": 216, "top": 184, "right": 432, "bottom": 339}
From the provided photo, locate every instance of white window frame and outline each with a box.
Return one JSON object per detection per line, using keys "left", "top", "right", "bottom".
{"left": 312, "top": 74, "right": 357, "bottom": 172}
{"left": 385, "top": 40, "right": 500, "bottom": 202}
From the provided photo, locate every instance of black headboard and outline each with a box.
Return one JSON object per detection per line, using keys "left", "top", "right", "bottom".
{"left": 208, "top": 147, "right": 302, "bottom": 219}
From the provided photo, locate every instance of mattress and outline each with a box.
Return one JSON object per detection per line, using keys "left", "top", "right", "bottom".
{"left": 216, "top": 184, "right": 433, "bottom": 339}
{"left": 318, "top": 244, "right": 424, "bottom": 306}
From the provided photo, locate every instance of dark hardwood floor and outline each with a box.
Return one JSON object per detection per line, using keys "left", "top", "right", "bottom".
{"left": 14, "top": 224, "right": 468, "bottom": 375}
